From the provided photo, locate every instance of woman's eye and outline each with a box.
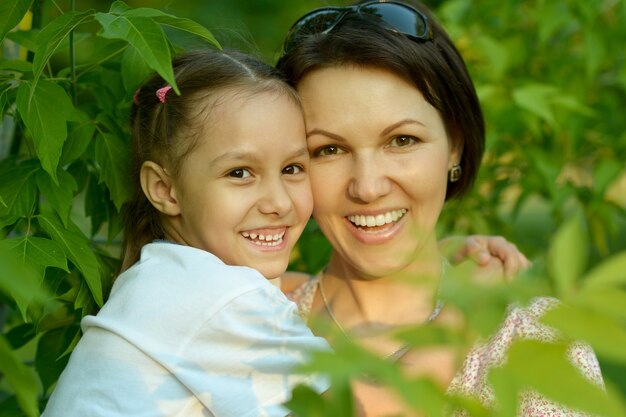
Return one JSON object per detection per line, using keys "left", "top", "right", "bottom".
{"left": 228, "top": 168, "right": 251, "bottom": 178}
{"left": 390, "top": 135, "right": 417, "bottom": 147}
{"left": 282, "top": 164, "right": 303, "bottom": 175}
{"left": 312, "top": 145, "right": 344, "bottom": 157}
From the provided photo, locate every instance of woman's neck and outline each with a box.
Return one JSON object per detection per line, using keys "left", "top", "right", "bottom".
{"left": 321, "top": 248, "right": 443, "bottom": 331}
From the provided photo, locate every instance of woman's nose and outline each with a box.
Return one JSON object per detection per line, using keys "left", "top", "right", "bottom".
{"left": 348, "top": 156, "right": 392, "bottom": 203}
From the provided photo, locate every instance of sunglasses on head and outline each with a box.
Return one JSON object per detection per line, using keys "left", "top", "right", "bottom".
{"left": 282, "top": 1, "right": 432, "bottom": 56}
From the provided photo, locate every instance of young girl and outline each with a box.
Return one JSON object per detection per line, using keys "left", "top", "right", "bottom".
{"left": 43, "top": 49, "right": 330, "bottom": 417}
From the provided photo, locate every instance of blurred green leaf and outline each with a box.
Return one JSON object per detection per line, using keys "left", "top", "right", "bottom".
{"left": 582, "top": 251, "right": 626, "bottom": 290}
{"left": 120, "top": 45, "right": 152, "bottom": 93}
{"left": 36, "top": 326, "right": 79, "bottom": 393}
{"left": 512, "top": 84, "right": 558, "bottom": 126}
{"left": 0, "top": 0, "right": 32, "bottom": 42}
{"left": 0, "top": 336, "right": 39, "bottom": 417}
{"left": 541, "top": 303, "right": 626, "bottom": 364}
{"left": 547, "top": 214, "right": 588, "bottom": 295}
{"left": 490, "top": 340, "right": 626, "bottom": 417}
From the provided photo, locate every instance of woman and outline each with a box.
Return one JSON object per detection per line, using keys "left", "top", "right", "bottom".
{"left": 276, "top": 1, "right": 603, "bottom": 415}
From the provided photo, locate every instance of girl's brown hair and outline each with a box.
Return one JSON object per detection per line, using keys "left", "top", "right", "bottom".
{"left": 120, "top": 49, "right": 299, "bottom": 272}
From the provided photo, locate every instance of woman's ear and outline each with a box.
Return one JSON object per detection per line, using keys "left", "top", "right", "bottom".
{"left": 448, "top": 140, "right": 463, "bottom": 170}
{"left": 140, "top": 161, "right": 180, "bottom": 216}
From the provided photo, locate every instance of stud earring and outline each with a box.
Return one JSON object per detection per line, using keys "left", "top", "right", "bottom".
{"left": 449, "top": 164, "right": 462, "bottom": 182}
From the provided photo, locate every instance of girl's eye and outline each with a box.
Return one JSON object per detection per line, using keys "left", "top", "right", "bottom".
{"left": 390, "top": 135, "right": 418, "bottom": 147}
{"left": 228, "top": 168, "right": 251, "bottom": 178}
{"left": 282, "top": 164, "right": 303, "bottom": 175}
{"left": 312, "top": 145, "right": 344, "bottom": 157}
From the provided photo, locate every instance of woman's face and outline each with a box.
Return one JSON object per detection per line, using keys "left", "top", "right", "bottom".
{"left": 297, "top": 66, "right": 460, "bottom": 278}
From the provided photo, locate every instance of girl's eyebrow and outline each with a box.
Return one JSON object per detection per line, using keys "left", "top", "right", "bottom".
{"left": 212, "top": 147, "right": 310, "bottom": 165}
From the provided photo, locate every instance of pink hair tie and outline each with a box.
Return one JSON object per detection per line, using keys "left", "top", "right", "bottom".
{"left": 133, "top": 88, "right": 141, "bottom": 105}
{"left": 156, "top": 86, "right": 172, "bottom": 103}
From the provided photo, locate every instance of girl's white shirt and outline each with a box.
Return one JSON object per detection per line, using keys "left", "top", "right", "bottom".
{"left": 43, "top": 242, "right": 329, "bottom": 417}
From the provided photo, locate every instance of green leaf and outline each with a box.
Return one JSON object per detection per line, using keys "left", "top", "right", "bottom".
{"left": 95, "top": 133, "right": 132, "bottom": 211}
{"left": 32, "top": 10, "right": 94, "bottom": 87}
{"left": 0, "top": 58, "right": 33, "bottom": 73}
{"left": 512, "top": 83, "right": 558, "bottom": 126}
{"left": 0, "top": 336, "right": 39, "bottom": 417}
{"left": 571, "top": 288, "right": 626, "bottom": 323}
{"left": 0, "top": 247, "right": 51, "bottom": 321}
{"left": 119, "top": 7, "right": 220, "bottom": 48}
{"left": 0, "top": 160, "right": 39, "bottom": 218}
{"left": 36, "top": 326, "right": 78, "bottom": 393}
{"left": 0, "top": 0, "right": 32, "bottom": 42}
{"left": 121, "top": 45, "right": 152, "bottom": 93}
{"left": 593, "top": 160, "right": 623, "bottom": 195}
{"left": 582, "top": 251, "right": 626, "bottom": 290}
{"left": 547, "top": 214, "right": 587, "bottom": 295}
{"left": 16, "top": 81, "right": 76, "bottom": 182}
{"left": 489, "top": 340, "right": 626, "bottom": 417}
{"left": 59, "top": 117, "right": 96, "bottom": 166}
{"left": 95, "top": 12, "right": 178, "bottom": 94}
{"left": 541, "top": 303, "right": 626, "bottom": 364}
{"left": 1, "top": 236, "right": 68, "bottom": 275}
{"left": 36, "top": 169, "right": 78, "bottom": 227}
{"left": 37, "top": 214, "right": 103, "bottom": 306}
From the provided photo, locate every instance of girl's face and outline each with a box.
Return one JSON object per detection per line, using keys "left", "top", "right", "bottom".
{"left": 171, "top": 91, "right": 313, "bottom": 279}
{"left": 297, "top": 66, "right": 460, "bottom": 278}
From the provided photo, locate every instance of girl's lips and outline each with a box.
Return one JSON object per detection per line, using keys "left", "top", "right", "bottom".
{"left": 344, "top": 210, "right": 407, "bottom": 245}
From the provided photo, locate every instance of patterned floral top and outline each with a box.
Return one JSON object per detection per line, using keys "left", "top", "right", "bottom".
{"left": 286, "top": 274, "right": 604, "bottom": 416}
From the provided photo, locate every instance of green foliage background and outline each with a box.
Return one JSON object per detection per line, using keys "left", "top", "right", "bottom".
{"left": 0, "top": 0, "right": 624, "bottom": 416}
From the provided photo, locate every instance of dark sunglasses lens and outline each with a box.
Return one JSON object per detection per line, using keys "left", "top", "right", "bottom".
{"left": 284, "top": 10, "right": 344, "bottom": 52}
{"left": 361, "top": 4, "right": 429, "bottom": 38}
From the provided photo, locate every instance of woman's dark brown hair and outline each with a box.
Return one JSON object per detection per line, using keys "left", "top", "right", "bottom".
{"left": 276, "top": 0, "right": 485, "bottom": 200}
{"left": 120, "top": 49, "right": 299, "bottom": 272}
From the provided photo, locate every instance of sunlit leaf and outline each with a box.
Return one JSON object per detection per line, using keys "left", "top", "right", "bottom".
{"left": 32, "top": 10, "right": 94, "bottom": 87}
{"left": 0, "top": 0, "right": 32, "bottom": 42}
{"left": 95, "top": 132, "right": 131, "bottom": 211}
{"left": 0, "top": 58, "right": 33, "bottom": 73}
{"left": 541, "top": 303, "right": 626, "bottom": 364}
{"left": 0, "top": 336, "right": 39, "bottom": 417}
{"left": 95, "top": 12, "right": 178, "bottom": 93}
{"left": 37, "top": 214, "right": 103, "bottom": 306}
{"left": 571, "top": 288, "right": 626, "bottom": 323}
{"left": 582, "top": 251, "right": 626, "bottom": 290}
{"left": 547, "top": 215, "right": 587, "bottom": 295}
{"left": 489, "top": 340, "right": 626, "bottom": 417}
{"left": 16, "top": 81, "right": 76, "bottom": 182}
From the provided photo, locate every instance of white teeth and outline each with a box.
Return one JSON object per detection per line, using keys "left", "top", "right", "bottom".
{"left": 241, "top": 230, "right": 286, "bottom": 246}
{"left": 348, "top": 209, "right": 407, "bottom": 228}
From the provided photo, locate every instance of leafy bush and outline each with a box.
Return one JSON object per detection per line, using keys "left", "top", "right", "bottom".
{"left": 0, "top": 0, "right": 624, "bottom": 416}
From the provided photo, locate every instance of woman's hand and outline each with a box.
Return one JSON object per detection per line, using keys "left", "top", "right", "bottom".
{"left": 439, "top": 235, "right": 531, "bottom": 280}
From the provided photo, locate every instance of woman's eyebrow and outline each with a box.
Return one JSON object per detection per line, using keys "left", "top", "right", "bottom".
{"left": 380, "top": 119, "right": 425, "bottom": 136}
{"left": 306, "top": 128, "right": 346, "bottom": 142}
